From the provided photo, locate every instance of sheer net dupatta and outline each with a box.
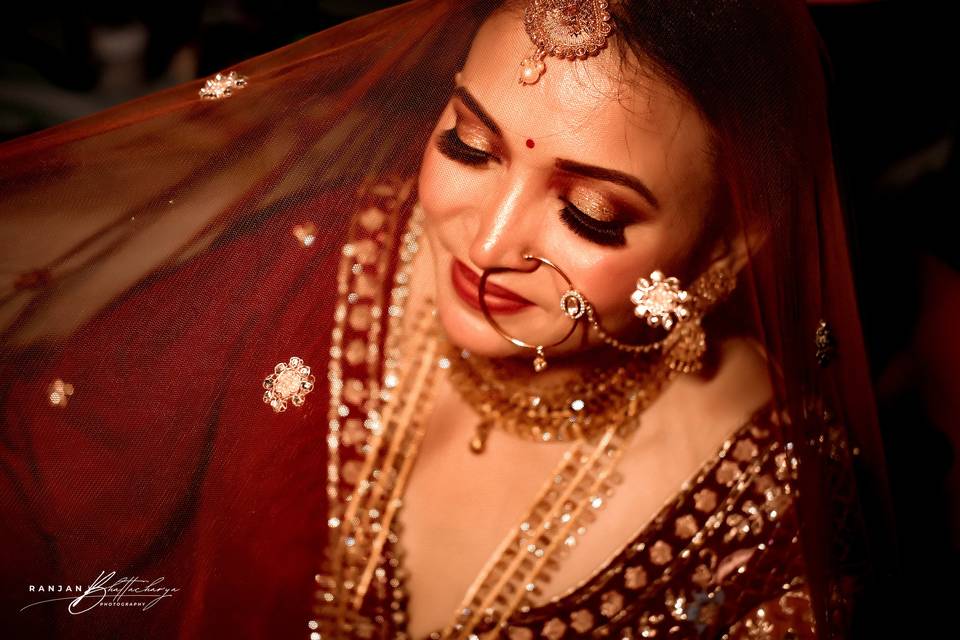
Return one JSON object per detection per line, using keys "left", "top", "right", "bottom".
{"left": 0, "top": 0, "right": 475, "bottom": 349}
{"left": 0, "top": 1, "right": 479, "bottom": 638}
{"left": 0, "top": 0, "right": 900, "bottom": 638}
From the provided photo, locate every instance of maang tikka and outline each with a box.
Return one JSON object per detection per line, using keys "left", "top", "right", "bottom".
{"left": 477, "top": 256, "right": 736, "bottom": 374}
{"left": 518, "top": 0, "right": 614, "bottom": 85}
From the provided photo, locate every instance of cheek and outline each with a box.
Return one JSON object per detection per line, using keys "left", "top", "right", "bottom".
{"left": 417, "top": 143, "right": 449, "bottom": 222}
{"left": 559, "top": 225, "right": 694, "bottom": 327}
{"left": 417, "top": 133, "right": 486, "bottom": 225}
{"left": 575, "top": 255, "right": 649, "bottom": 320}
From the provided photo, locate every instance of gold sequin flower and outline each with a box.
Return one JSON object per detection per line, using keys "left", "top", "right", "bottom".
{"left": 47, "top": 378, "right": 75, "bottom": 407}
{"left": 625, "top": 565, "right": 648, "bottom": 589}
{"left": 508, "top": 627, "right": 533, "bottom": 640}
{"left": 600, "top": 590, "right": 625, "bottom": 617}
{"left": 732, "top": 438, "right": 759, "bottom": 462}
{"left": 541, "top": 617, "right": 567, "bottom": 640}
{"left": 263, "top": 356, "right": 315, "bottom": 412}
{"left": 570, "top": 609, "right": 595, "bottom": 633}
{"left": 675, "top": 514, "right": 699, "bottom": 539}
{"left": 715, "top": 460, "right": 741, "bottom": 486}
{"left": 650, "top": 540, "right": 673, "bottom": 565}
{"left": 694, "top": 488, "right": 718, "bottom": 512}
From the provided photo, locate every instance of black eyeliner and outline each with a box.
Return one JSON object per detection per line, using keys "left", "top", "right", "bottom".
{"left": 436, "top": 127, "right": 492, "bottom": 166}
{"left": 559, "top": 203, "right": 627, "bottom": 247}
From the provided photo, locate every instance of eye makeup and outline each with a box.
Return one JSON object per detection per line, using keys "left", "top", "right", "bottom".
{"left": 436, "top": 126, "right": 494, "bottom": 167}
{"left": 432, "top": 123, "right": 630, "bottom": 247}
{"left": 559, "top": 201, "right": 627, "bottom": 247}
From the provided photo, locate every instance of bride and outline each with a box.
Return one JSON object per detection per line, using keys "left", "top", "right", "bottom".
{"left": 395, "top": 7, "right": 779, "bottom": 635}
{"left": 0, "top": 1, "right": 900, "bottom": 638}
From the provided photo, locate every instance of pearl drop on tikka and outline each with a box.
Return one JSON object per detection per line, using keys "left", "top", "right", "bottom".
{"left": 517, "top": 57, "right": 546, "bottom": 85}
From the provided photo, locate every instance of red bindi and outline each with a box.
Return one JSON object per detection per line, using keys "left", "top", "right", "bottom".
{"left": 525, "top": 138, "right": 535, "bottom": 149}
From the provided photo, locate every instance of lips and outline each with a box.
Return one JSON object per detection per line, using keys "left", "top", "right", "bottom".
{"left": 451, "top": 259, "right": 534, "bottom": 313}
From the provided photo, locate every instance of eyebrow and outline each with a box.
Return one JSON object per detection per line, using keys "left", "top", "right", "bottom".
{"left": 452, "top": 85, "right": 503, "bottom": 138}
{"left": 451, "top": 84, "right": 661, "bottom": 210}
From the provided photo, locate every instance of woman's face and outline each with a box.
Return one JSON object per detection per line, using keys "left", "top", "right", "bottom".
{"left": 419, "top": 10, "right": 720, "bottom": 359}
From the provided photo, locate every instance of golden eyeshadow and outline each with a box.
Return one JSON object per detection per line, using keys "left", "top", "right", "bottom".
{"left": 455, "top": 121, "right": 495, "bottom": 155}
{"left": 567, "top": 186, "right": 620, "bottom": 222}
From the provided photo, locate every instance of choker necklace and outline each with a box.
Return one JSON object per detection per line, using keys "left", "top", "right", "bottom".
{"left": 442, "top": 322, "right": 678, "bottom": 453}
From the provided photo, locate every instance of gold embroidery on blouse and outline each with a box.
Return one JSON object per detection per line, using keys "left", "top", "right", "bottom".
{"left": 625, "top": 565, "right": 648, "bottom": 590}
{"left": 541, "top": 617, "right": 566, "bottom": 639}
{"left": 722, "top": 586, "right": 816, "bottom": 639}
{"left": 358, "top": 206, "right": 387, "bottom": 232}
{"left": 570, "top": 608, "right": 595, "bottom": 633}
{"left": 649, "top": 540, "right": 673, "bottom": 565}
{"left": 694, "top": 488, "right": 718, "bottom": 512}
{"left": 309, "top": 175, "right": 414, "bottom": 637}
{"left": 675, "top": 514, "right": 699, "bottom": 539}
{"left": 500, "top": 425, "right": 800, "bottom": 639}
{"left": 291, "top": 222, "right": 318, "bottom": 247}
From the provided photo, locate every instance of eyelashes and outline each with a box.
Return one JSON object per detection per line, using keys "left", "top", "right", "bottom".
{"left": 559, "top": 202, "right": 627, "bottom": 247}
{"left": 434, "top": 126, "right": 629, "bottom": 247}
{"left": 436, "top": 127, "right": 492, "bottom": 166}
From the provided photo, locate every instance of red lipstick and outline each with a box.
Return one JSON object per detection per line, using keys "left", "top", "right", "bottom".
{"left": 451, "top": 259, "right": 534, "bottom": 314}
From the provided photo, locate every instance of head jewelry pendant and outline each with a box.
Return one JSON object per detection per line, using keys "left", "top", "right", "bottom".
{"left": 518, "top": 0, "right": 614, "bottom": 85}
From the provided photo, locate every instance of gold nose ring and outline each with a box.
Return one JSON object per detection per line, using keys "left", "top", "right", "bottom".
{"left": 477, "top": 254, "right": 587, "bottom": 372}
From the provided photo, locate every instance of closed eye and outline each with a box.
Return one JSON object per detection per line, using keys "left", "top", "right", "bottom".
{"left": 559, "top": 200, "right": 627, "bottom": 247}
{"left": 435, "top": 127, "right": 495, "bottom": 166}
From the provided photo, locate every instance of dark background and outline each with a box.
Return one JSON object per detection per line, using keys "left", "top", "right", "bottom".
{"left": 2, "top": 0, "right": 957, "bottom": 614}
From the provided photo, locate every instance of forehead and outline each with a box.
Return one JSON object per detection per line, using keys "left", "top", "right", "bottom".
{"left": 459, "top": 10, "right": 714, "bottom": 195}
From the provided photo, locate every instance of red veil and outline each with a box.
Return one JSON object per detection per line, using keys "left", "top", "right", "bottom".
{"left": 0, "top": 1, "right": 899, "bottom": 638}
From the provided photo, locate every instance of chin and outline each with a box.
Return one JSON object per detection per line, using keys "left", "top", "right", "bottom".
{"left": 432, "top": 280, "right": 530, "bottom": 358}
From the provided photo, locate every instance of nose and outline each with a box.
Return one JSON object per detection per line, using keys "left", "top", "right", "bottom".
{"left": 466, "top": 179, "right": 544, "bottom": 275}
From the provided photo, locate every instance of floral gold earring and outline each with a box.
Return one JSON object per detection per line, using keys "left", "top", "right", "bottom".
{"left": 630, "top": 270, "right": 690, "bottom": 330}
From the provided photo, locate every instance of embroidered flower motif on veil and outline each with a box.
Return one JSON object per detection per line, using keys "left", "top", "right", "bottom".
{"left": 199, "top": 70, "right": 248, "bottom": 100}
{"left": 263, "top": 356, "right": 315, "bottom": 412}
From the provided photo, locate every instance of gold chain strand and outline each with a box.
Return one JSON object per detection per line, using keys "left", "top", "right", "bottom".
{"left": 355, "top": 311, "right": 442, "bottom": 609}
{"left": 435, "top": 352, "right": 678, "bottom": 637}
{"left": 491, "top": 433, "right": 626, "bottom": 637}
{"left": 446, "top": 426, "right": 621, "bottom": 638}
{"left": 407, "top": 437, "right": 589, "bottom": 635}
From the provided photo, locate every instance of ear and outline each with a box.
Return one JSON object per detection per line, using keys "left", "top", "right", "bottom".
{"left": 704, "top": 219, "right": 768, "bottom": 276}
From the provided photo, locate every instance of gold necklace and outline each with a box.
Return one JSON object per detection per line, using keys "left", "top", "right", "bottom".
{"left": 444, "top": 337, "right": 673, "bottom": 453}
{"left": 317, "top": 301, "right": 677, "bottom": 638}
